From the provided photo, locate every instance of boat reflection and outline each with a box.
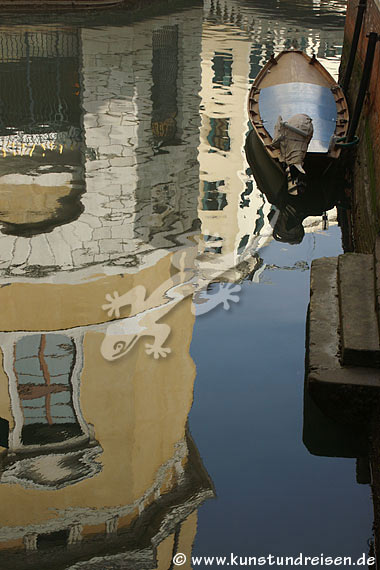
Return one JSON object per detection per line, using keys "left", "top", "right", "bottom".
{"left": 245, "top": 128, "right": 348, "bottom": 245}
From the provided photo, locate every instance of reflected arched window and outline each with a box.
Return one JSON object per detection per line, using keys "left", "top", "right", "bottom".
{"left": 237, "top": 234, "right": 249, "bottom": 255}
{"left": 15, "top": 334, "right": 82, "bottom": 446}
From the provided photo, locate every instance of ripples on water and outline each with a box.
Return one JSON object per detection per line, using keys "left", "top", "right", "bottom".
{"left": 0, "top": 1, "right": 373, "bottom": 569}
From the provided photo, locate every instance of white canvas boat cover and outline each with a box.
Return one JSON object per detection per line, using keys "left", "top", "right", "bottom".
{"left": 272, "top": 114, "right": 313, "bottom": 166}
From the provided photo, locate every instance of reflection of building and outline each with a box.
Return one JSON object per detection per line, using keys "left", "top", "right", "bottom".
{"left": 0, "top": 245, "right": 214, "bottom": 569}
{"left": 205, "top": 0, "right": 346, "bottom": 62}
{"left": 196, "top": 10, "right": 273, "bottom": 285}
{"left": 0, "top": 8, "right": 215, "bottom": 569}
{"left": 205, "top": 0, "right": 346, "bottom": 80}
{"left": 80, "top": 8, "right": 202, "bottom": 272}
{"left": 196, "top": 0, "right": 345, "bottom": 283}
{"left": 0, "top": 9, "right": 202, "bottom": 281}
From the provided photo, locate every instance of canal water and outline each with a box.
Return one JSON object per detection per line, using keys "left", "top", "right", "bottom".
{"left": 0, "top": 1, "right": 373, "bottom": 569}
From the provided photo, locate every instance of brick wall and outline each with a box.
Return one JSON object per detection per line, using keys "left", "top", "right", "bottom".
{"left": 341, "top": 0, "right": 380, "bottom": 252}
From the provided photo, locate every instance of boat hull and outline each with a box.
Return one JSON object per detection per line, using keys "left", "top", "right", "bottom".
{"left": 244, "top": 129, "right": 287, "bottom": 209}
{"left": 245, "top": 127, "right": 347, "bottom": 218}
{"left": 248, "top": 50, "right": 349, "bottom": 161}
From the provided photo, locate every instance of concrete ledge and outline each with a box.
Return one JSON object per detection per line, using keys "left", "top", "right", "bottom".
{"left": 309, "top": 367, "right": 380, "bottom": 388}
{"left": 308, "top": 257, "right": 340, "bottom": 373}
{"left": 307, "top": 256, "right": 380, "bottom": 388}
{"left": 338, "top": 253, "right": 380, "bottom": 367}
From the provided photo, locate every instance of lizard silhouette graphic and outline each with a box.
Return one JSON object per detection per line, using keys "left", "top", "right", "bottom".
{"left": 101, "top": 248, "right": 241, "bottom": 361}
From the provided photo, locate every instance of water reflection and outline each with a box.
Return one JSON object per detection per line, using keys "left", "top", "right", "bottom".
{"left": 0, "top": 242, "right": 217, "bottom": 567}
{"left": 197, "top": 15, "right": 272, "bottom": 286}
{"left": 0, "top": 332, "right": 102, "bottom": 490}
{"left": 0, "top": 7, "right": 216, "bottom": 569}
{"left": 303, "top": 390, "right": 370, "bottom": 482}
{"left": 192, "top": 0, "right": 371, "bottom": 564}
{"left": 0, "top": 0, "right": 369, "bottom": 568}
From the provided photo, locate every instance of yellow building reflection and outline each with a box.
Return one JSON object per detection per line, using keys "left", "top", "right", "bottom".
{"left": 0, "top": 244, "right": 214, "bottom": 569}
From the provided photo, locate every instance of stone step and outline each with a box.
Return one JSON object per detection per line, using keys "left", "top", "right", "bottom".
{"left": 308, "top": 257, "right": 340, "bottom": 374}
{"left": 307, "top": 256, "right": 380, "bottom": 388}
{"left": 338, "top": 253, "right": 380, "bottom": 367}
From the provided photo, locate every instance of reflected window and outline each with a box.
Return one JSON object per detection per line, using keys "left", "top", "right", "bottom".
{"left": 204, "top": 234, "right": 221, "bottom": 242}
{"left": 254, "top": 206, "right": 265, "bottom": 236}
{"left": 300, "top": 37, "right": 307, "bottom": 52}
{"left": 203, "top": 234, "right": 223, "bottom": 254}
{"left": 212, "top": 51, "right": 232, "bottom": 87}
{"left": 201, "top": 181, "right": 227, "bottom": 211}
{"left": 151, "top": 25, "right": 179, "bottom": 147}
{"left": 0, "top": 29, "right": 81, "bottom": 138}
{"left": 249, "top": 46, "right": 263, "bottom": 81}
{"left": 237, "top": 234, "right": 249, "bottom": 255}
{"left": 1, "top": 332, "right": 102, "bottom": 490}
{"left": 0, "top": 417, "right": 9, "bottom": 448}
{"left": 37, "top": 530, "right": 70, "bottom": 550}
{"left": 207, "top": 117, "right": 230, "bottom": 151}
{"left": 15, "top": 334, "right": 82, "bottom": 446}
{"left": 240, "top": 180, "right": 253, "bottom": 209}
{"left": 204, "top": 245, "right": 222, "bottom": 254}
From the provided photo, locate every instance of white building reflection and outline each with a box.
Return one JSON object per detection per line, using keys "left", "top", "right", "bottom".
{"left": 195, "top": 0, "right": 342, "bottom": 287}
{"left": 0, "top": 11, "right": 202, "bottom": 281}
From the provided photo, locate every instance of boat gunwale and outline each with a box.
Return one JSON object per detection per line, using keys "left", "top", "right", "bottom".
{"left": 247, "top": 50, "right": 349, "bottom": 161}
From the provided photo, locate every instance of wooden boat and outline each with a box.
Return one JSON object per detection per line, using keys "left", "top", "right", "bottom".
{"left": 244, "top": 126, "right": 346, "bottom": 211}
{"left": 245, "top": 124, "right": 349, "bottom": 244}
{"left": 247, "top": 49, "right": 349, "bottom": 188}
{"left": 245, "top": 51, "right": 351, "bottom": 245}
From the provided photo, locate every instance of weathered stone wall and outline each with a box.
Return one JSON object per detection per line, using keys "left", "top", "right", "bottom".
{"left": 340, "top": 0, "right": 380, "bottom": 253}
